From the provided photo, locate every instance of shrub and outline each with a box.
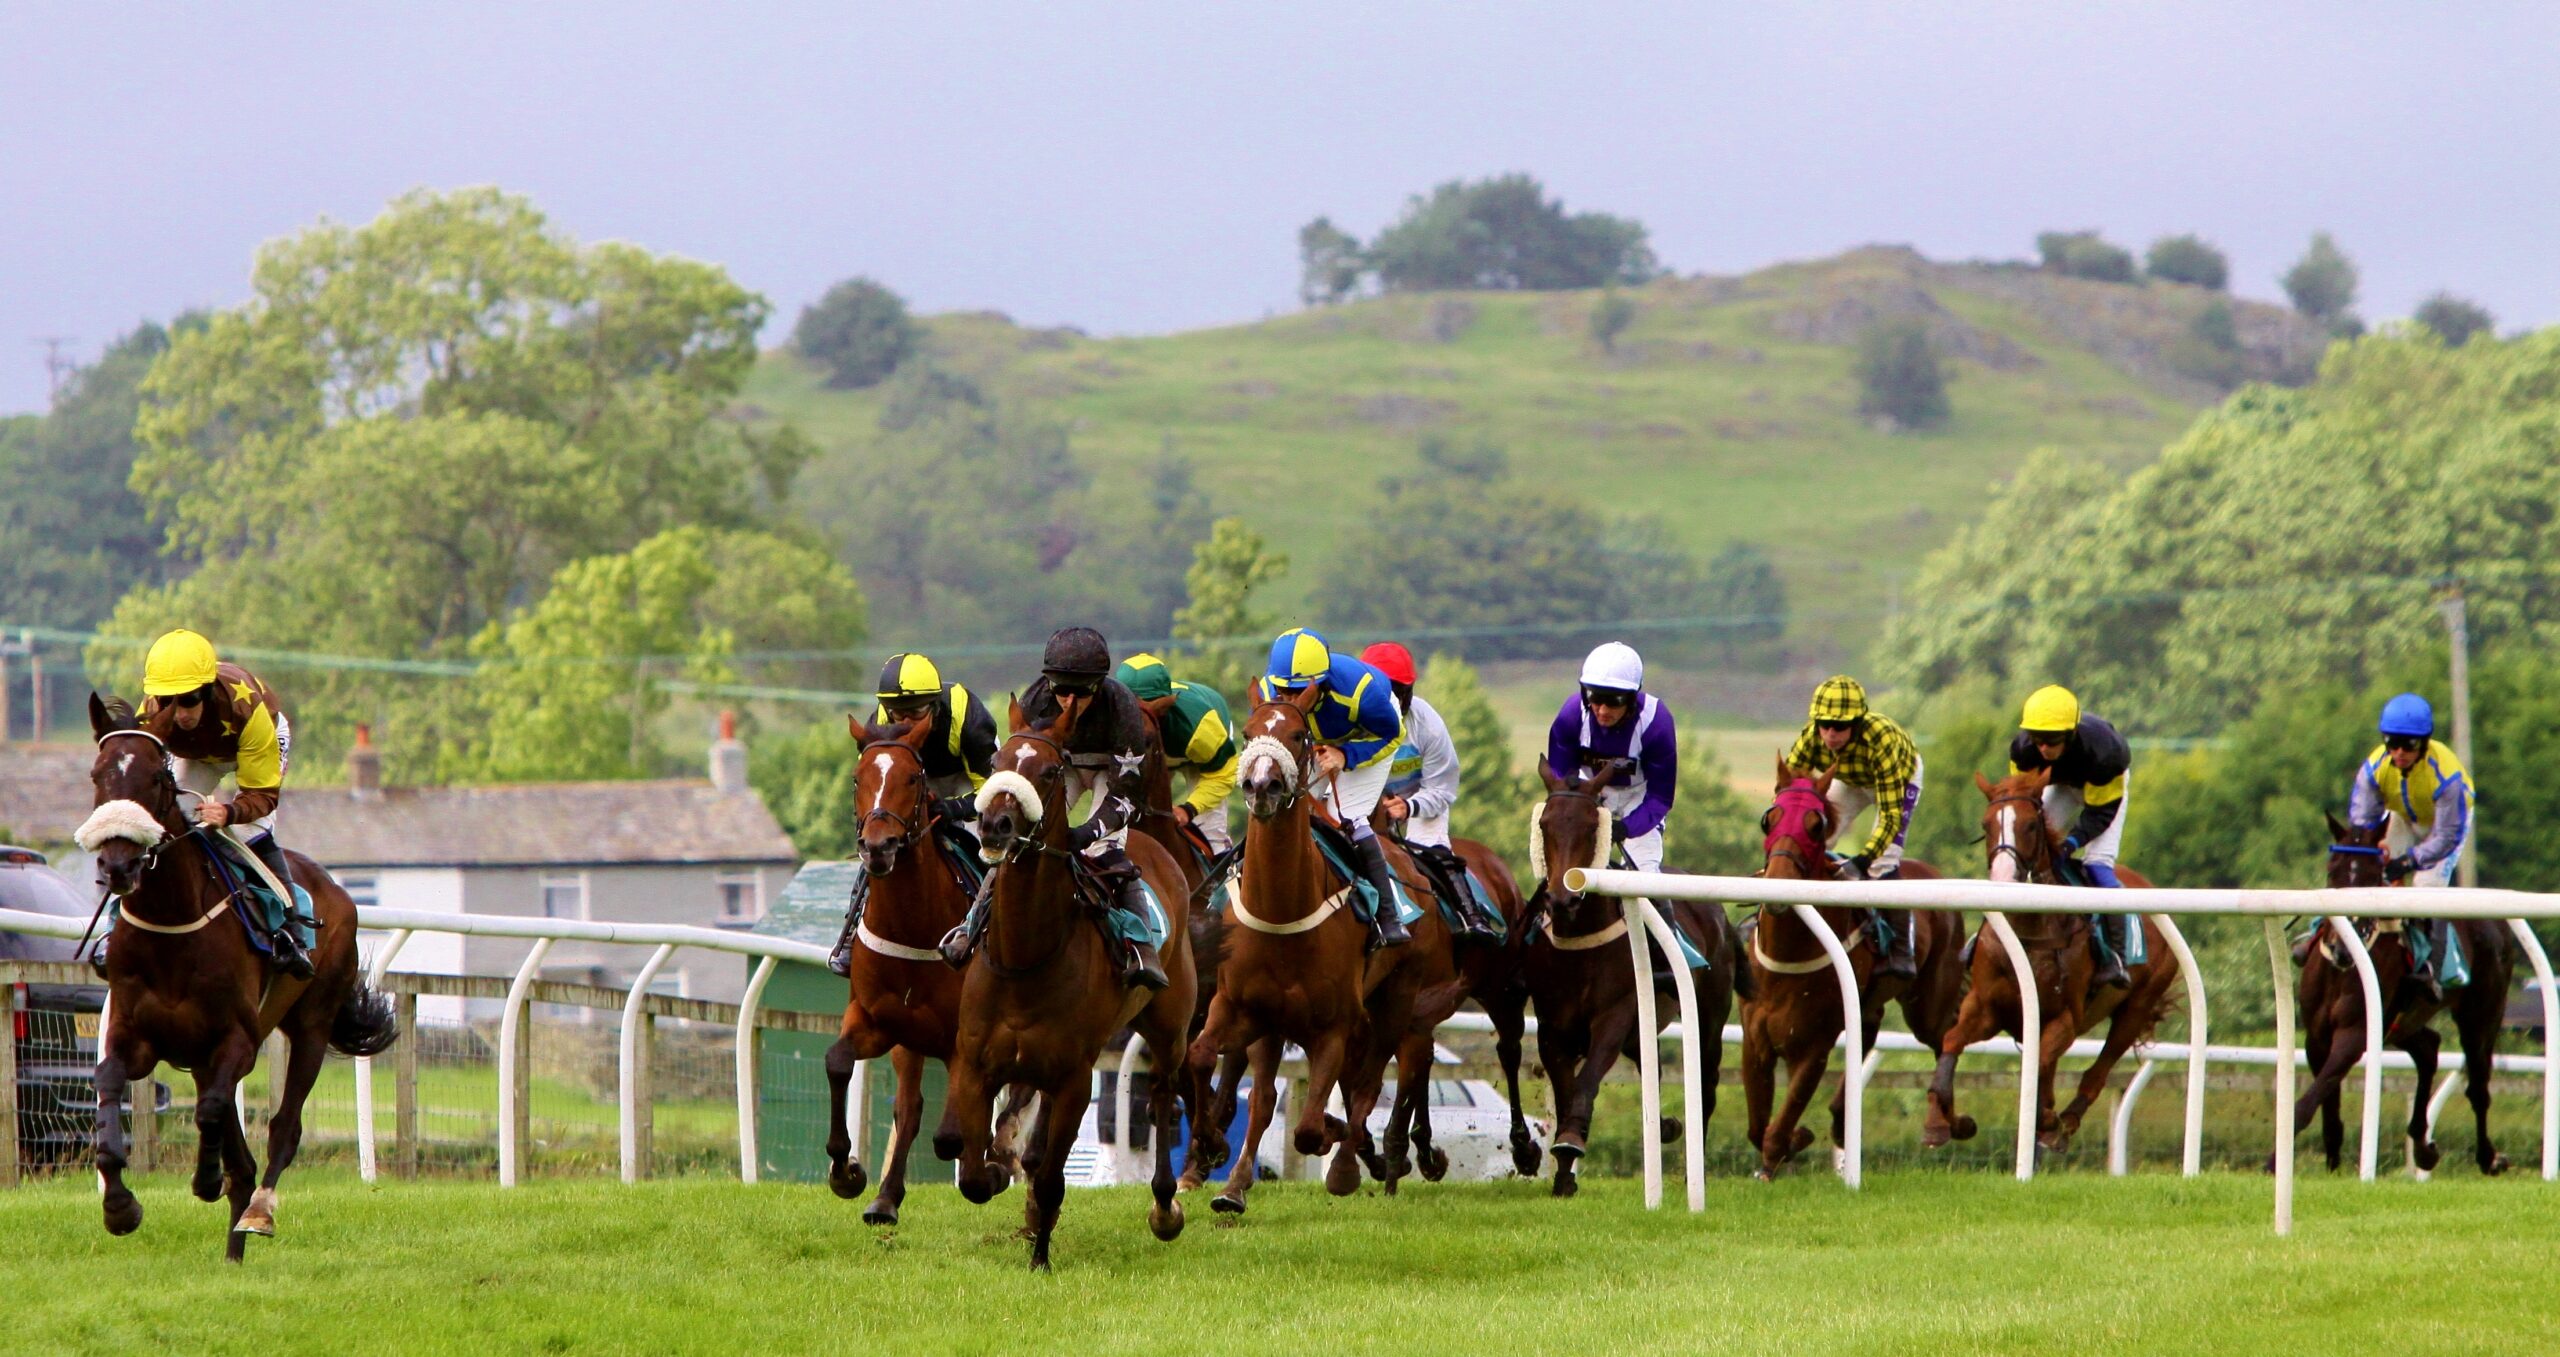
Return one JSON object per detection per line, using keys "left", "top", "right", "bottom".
{"left": 1854, "top": 319, "right": 1951, "bottom": 429}
{"left": 1589, "top": 289, "right": 1636, "bottom": 354}
{"left": 793, "top": 277, "right": 921, "bottom": 389}
{"left": 2145, "top": 234, "right": 2230, "bottom": 289}
{"left": 2413, "top": 293, "right": 2495, "bottom": 347}
{"left": 2281, "top": 232, "right": 2359, "bottom": 327}
{"left": 2036, "top": 230, "right": 2136, "bottom": 283}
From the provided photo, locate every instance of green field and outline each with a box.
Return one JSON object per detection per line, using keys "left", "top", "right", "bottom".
{"left": 745, "top": 247, "right": 2282, "bottom": 651}
{"left": 8, "top": 1169, "right": 2551, "bottom": 1354}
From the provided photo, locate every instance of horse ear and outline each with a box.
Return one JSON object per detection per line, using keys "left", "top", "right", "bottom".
{"left": 1053, "top": 692, "right": 1086, "bottom": 740}
{"left": 1810, "top": 770, "right": 1833, "bottom": 800}
{"left": 1287, "top": 684, "right": 1324, "bottom": 713}
{"left": 89, "top": 691, "right": 112, "bottom": 740}
{"left": 1007, "top": 693, "right": 1027, "bottom": 733}
{"left": 2326, "top": 810, "right": 2351, "bottom": 843}
{"left": 897, "top": 718, "right": 932, "bottom": 751}
{"left": 1776, "top": 753, "right": 1795, "bottom": 788}
{"left": 1973, "top": 769, "right": 1996, "bottom": 799}
{"left": 847, "top": 712, "right": 863, "bottom": 740}
{"left": 1141, "top": 693, "right": 1178, "bottom": 720}
{"left": 1539, "top": 763, "right": 1565, "bottom": 793}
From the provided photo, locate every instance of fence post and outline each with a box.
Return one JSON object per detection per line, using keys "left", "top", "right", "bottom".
{"left": 132, "top": 1077, "right": 157, "bottom": 1174}
{"left": 0, "top": 980, "right": 16, "bottom": 1187}
{"left": 2266, "top": 918, "right": 2297, "bottom": 1237}
{"left": 1981, "top": 911, "right": 2039, "bottom": 1181}
{"left": 1632, "top": 900, "right": 1706, "bottom": 1211}
{"left": 356, "top": 928, "right": 411, "bottom": 1184}
{"left": 1620, "top": 895, "right": 1662, "bottom": 1210}
{"left": 394, "top": 992, "right": 419, "bottom": 1178}
{"left": 735, "top": 956, "right": 777, "bottom": 1184}
{"left": 263, "top": 1030, "right": 287, "bottom": 1123}
{"left": 618, "top": 943, "right": 677, "bottom": 1184}
{"left": 2504, "top": 918, "right": 2559, "bottom": 1182}
{"left": 2149, "top": 914, "right": 2209, "bottom": 1177}
{"left": 2323, "top": 917, "right": 2385, "bottom": 1181}
{"left": 1786, "top": 903, "right": 1863, "bottom": 1191}
{"left": 497, "top": 937, "right": 553, "bottom": 1187}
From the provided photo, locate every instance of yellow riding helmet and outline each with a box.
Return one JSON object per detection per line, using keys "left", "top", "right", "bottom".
{"left": 1809, "top": 675, "right": 1868, "bottom": 724}
{"left": 875, "top": 652, "right": 945, "bottom": 703}
{"left": 143, "top": 629, "right": 220, "bottom": 697}
{"left": 2020, "top": 684, "right": 2081, "bottom": 734}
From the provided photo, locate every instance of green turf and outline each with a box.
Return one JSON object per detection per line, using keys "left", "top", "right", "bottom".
{"left": 8, "top": 1168, "right": 2550, "bottom": 1354}
{"left": 743, "top": 249, "right": 2247, "bottom": 652}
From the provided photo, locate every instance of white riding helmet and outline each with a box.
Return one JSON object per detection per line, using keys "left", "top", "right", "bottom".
{"left": 1578, "top": 641, "right": 1645, "bottom": 693}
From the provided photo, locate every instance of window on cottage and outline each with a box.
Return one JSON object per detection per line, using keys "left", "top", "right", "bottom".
{"left": 341, "top": 875, "right": 379, "bottom": 910}
{"left": 716, "top": 871, "right": 763, "bottom": 927}
{"left": 540, "top": 875, "right": 587, "bottom": 920}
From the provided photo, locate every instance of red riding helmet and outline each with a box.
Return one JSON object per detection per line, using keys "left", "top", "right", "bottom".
{"left": 1359, "top": 642, "right": 1418, "bottom": 687}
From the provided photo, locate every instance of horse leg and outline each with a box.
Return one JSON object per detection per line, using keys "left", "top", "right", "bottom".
{"left": 2398, "top": 1023, "right": 2443, "bottom": 1172}
{"left": 1740, "top": 1021, "right": 1774, "bottom": 1167}
{"left": 1926, "top": 994, "right": 2002, "bottom": 1148}
{"left": 1328, "top": 1027, "right": 1392, "bottom": 1197}
{"left": 2031, "top": 1011, "right": 2073, "bottom": 1152}
{"left": 1830, "top": 1014, "right": 1884, "bottom": 1151}
{"left": 2310, "top": 1022, "right": 2363, "bottom": 1173}
{"left": 1559, "top": 999, "right": 1640, "bottom": 1186}
{"left": 1025, "top": 1080, "right": 1091, "bottom": 1272}
{"left": 822, "top": 1034, "right": 873, "bottom": 1201}
{"left": 93, "top": 1036, "right": 150, "bottom": 1236}
{"left": 1763, "top": 1040, "right": 1831, "bottom": 1181}
{"left": 1537, "top": 1017, "right": 1589, "bottom": 1198}
{"left": 2055, "top": 1008, "right": 2160, "bottom": 1155}
{"left": 943, "top": 1054, "right": 1002, "bottom": 1205}
{"left": 1137, "top": 1022, "right": 1187, "bottom": 1242}
{"left": 991, "top": 1084, "right": 1037, "bottom": 1192}
{"left": 864, "top": 1047, "right": 927, "bottom": 1226}
{"left": 1373, "top": 1030, "right": 1433, "bottom": 1194}
{"left": 219, "top": 1080, "right": 261, "bottom": 1263}
{"left": 1293, "top": 1027, "right": 1349, "bottom": 1159}
{"left": 1214, "top": 1038, "right": 1281, "bottom": 1216}
{"left": 2459, "top": 1008, "right": 2508, "bottom": 1176}
{"left": 241, "top": 1029, "right": 327, "bottom": 1238}
{"left": 1179, "top": 995, "right": 1245, "bottom": 1191}
{"left": 1490, "top": 994, "right": 1538, "bottom": 1177}
{"left": 192, "top": 1034, "right": 256, "bottom": 1207}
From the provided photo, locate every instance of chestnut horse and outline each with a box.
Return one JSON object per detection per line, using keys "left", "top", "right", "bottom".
{"left": 1741, "top": 764, "right": 1964, "bottom": 1180}
{"left": 79, "top": 694, "right": 397, "bottom": 1261}
{"left": 1923, "top": 768, "right": 2180, "bottom": 1155}
{"left": 2288, "top": 814, "right": 2515, "bottom": 1175}
{"left": 932, "top": 698, "right": 1198, "bottom": 1269}
{"left": 1179, "top": 689, "right": 1454, "bottom": 1212}
{"left": 1526, "top": 760, "right": 1740, "bottom": 1198}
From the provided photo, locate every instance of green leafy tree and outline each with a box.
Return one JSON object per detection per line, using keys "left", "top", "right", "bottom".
{"left": 1663, "top": 739, "right": 1762, "bottom": 878}
{"left": 2282, "top": 231, "right": 2360, "bottom": 330}
{"left": 1425, "top": 654, "right": 1539, "bottom": 874}
{"left": 2413, "top": 292, "right": 2495, "bottom": 347}
{"left": 2144, "top": 234, "right": 2230, "bottom": 289}
{"left": 2166, "top": 299, "right": 2245, "bottom": 387}
{"left": 1168, "top": 517, "right": 1291, "bottom": 702}
{"left": 751, "top": 720, "right": 863, "bottom": 860}
{"left": 1589, "top": 289, "right": 1636, "bottom": 355}
{"left": 1297, "top": 217, "right": 1366, "bottom": 306}
{"left": 0, "top": 322, "right": 181, "bottom": 630}
{"left": 1363, "top": 175, "right": 1658, "bottom": 292}
{"left": 2036, "top": 230, "right": 2136, "bottom": 283}
{"left": 793, "top": 277, "right": 922, "bottom": 389}
{"left": 1854, "top": 319, "right": 1952, "bottom": 429}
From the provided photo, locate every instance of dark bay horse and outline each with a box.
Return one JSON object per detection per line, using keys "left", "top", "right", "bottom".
{"left": 1924, "top": 768, "right": 2180, "bottom": 1155}
{"left": 1381, "top": 832, "right": 1537, "bottom": 1188}
{"left": 79, "top": 694, "right": 396, "bottom": 1261}
{"left": 1525, "top": 761, "right": 1740, "bottom": 1198}
{"left": 1741, "top": 764, "right": 1964, "bottom": 1180}
{"left": 932, "top": 698, "right": 1198, "bottom": 1269}
{"left": 2288, "top": 814, "right": 2515, "bottom": 1175}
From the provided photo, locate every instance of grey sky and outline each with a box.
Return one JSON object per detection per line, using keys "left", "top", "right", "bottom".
{"left": 5, "top": 4, "right": 2555, "bottom": 413}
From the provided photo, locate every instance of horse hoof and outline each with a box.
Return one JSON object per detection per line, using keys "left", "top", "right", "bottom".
{"left": 233, "top": 1188, "right": 278, "bottom": 1238}
{"left": 1293, "top": 1127, "right": 1326, "bottom": 1156}
{"left": 1753, "top": 1166, "right": 1775, "bottom": 1183}
{"left": 1551, "top": 1172, "right": 1579, "bottom": 1199}
{"left": 2409, "top": 1136, "right": 2441, "bottom": 1173}
{"left": 192, "top": 1170, "right": 222, "bottom": 1204}
{"left": 1211, "top": 1193, "right": 1246, "bottom": 1216}
{"left": 1659, "top": 1116, "right": 1683, "bottom": 1144}
{"left": 1325, "top": 1149, "right": 1363, "bottom": 1197}
{"left": 1420, "top": 1146, "right": 1450, "bottom": 1182}
{"left": 1833, "top": 1146, "right": 1849, "bottom": 1176}
{"left": 1510, "top": 1137, "right": 1541, "bottom": 1179}
{"left": 103, "top": 1191, "right": 143, "bottom": 1237}
{"left": 830, "top": 1163, "right": 868, "bottom": 1201}
{"left": 2485, "top": 1152, "right": 2511, "bottom": 1177}
{"left": 1951, "top": 1115, "right": 1978, "bottom": 1142}
{"left": 1177, "top": 1172, "right": 1208, "bottom": 1194}
{"left": 2262, "top": 1153, "right": 2280, "bottom": 1176}
{"left": 861, "top": 1202, "right": 899, "bottom": 1227}
{"left": 1149, "top": 1199, "right": 1185, "bottom": 1242}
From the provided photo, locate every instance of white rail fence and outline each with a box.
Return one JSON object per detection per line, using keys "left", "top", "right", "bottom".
{"left": 1566, "top": 868, "right": 2560, "bottom": 1236}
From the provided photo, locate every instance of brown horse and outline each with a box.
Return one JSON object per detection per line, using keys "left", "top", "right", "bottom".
{"left": 1378, "top": 833, "right": 1538, "bottom": 1188}
{"left": 1179, "top": 689, "right": 1452, "bottom": 1212}
{"left": 1741, "top": 763, "right": 1965, "bottom": 1180}
{"left": 1923, "top": 768, "right": 2180, "bottom": 1155}
{"left": 932, "top": 697, "right": 1198, "bottom": 1269}
{"left": 80, "top": 694, "right": 397, "bottom": 1261}
{"left": 1525, "top": 761, "right": 1741, "bottom": 1198}
{"left": 822, "top": 719, "right": 987, "bottom": 1225}
{"left": 2289, "top": 814, "right": 2516, "bottom": 1175}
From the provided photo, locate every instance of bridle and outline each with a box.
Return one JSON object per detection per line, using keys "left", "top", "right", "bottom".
{"left": 974, "top": 726, "right": 1094, "bottom": 977}
{"left": 1239, "top": 699, "right": 1318, "bottom": 811}
{"left": 92, "top": 727, "right": 190, "bottom": 879}
{"left": 855, "top": 741, "right": 929, "bottom": 863}
{"left": 1761, "top": 781, "right": 1833, "bottom": 880}
{"left": 1985, "top": 791, "right": 2056, "bottom": 883}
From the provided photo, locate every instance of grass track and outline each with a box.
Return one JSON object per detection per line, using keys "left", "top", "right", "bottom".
{"left": 10, "top": 1169, "right": 2555, "bottom": 1354}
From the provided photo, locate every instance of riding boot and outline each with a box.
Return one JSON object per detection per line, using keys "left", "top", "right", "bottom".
{"left": 2089, "top": 913, "right": 2130, "bottom": 992}
{"left": 1112, "top": 879, "right": 1170, "bottom": 991}
{"left": 1877, "top": 908, "right": 1917, "bottom": 981}
{"left": 87, "top": 925, "right": 112, "bottom": 980}
{"left": 937, "top": 872, "right": 999, "bottom": 970}
{"left": 248, "top": 832, "right": 316, "bottom": 981}
{"left": 1351, "top": 834, "right": 1410, "bottom": 952}
{"left": 2407, "top": 920, "right": 2444, "bottom": 1002}
{"left": 1427, "top": 846, "right": 1502, "bottom": 944}
{"left": 825, "top": 866, "right": 873, "bottom": 978}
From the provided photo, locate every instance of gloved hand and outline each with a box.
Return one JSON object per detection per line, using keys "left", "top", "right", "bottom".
{"left": 1846, "top": 853, "right": 1875, "bottom": 880}
{"left": 1610, "top": 820, "right": 1628, "bottom": 846}
{"left": 933, "top": 797, "right": 978, "bottom": 823}
{"left": 2384, "top": 854, "right": 2418, "bottom": 882}
{"left": 2061, "top": 834, "right": 2083, "bottom": 857}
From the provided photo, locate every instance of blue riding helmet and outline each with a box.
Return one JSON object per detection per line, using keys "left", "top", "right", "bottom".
{"left": 1264, "top": 627, "right": 1332, "bottom": 691}
{"left": 2378, "top": 693, "right": 2435, "bottom": 739}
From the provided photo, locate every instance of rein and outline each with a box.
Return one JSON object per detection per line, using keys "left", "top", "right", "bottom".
{"left": 976, "top": 729, "right": 1090, "bottom": 979}
{"left": 1985, "top": 792, "right": 2056, "bottom": 884}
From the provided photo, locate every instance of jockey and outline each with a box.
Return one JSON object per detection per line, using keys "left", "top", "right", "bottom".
{"left": 1253, "top": 627, "right": 1410, "bottom": 951}
{"left": 119, "top": 628, "right": 313, "bottom": 979}
{"left": 1544, "top": 641, "right": 1678, "bottom": 874}
{"left": 1114, "top": 651, "right": 1240, "bottom": 856}
{"left": 2010, "top": 684, "right": 2133, "bottom": 991}
{"left": 1361, "top": 642, "right": 1499, "bottom": 943}
{"left": 2350, "top": 692, "right": 2471, "bottom": 999}
{"left": 824, "top": 651, "right": 997, "bottom": 978}
{"left": 1784, "top": 675, "right": 1920, "bottom": 981}
{"left": 942, "top": 627, "right": 1168, "bottom": 991}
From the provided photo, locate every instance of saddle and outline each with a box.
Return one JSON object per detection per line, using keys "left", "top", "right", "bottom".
{"left": 1394, "top": 836, "right": 1509, "bottom": 938}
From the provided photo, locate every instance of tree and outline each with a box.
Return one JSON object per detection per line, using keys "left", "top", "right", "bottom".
{"left": 2282, "top": 232, "right": 2360, "bottom": 330}
{"left": 2145, "top": 234, "right": 2230, "bottom": 290}
{"left": 1297, "top": 216, "right": 1365, "bottom": 306}
{"left": 2166, "top": 299, "right": 2244, "bottom": 387}
{"left": 793, "top": 277, "right": 922, "bottom": 389}
{"left": 1168, "top": 517, "right": 1290, "bottom": 701}
{"left": 2035, "top": 230, "right": 2136, "bottom": 283}
{"left": 1589, "top": 289, "right": 1636, "bottom": 355}
{"left": 1696, "top": 542, "right": 1788, "bottom": 661}
{"left": 2413, "top": 292, "right": 2495, "bottom": 347}
{"left": 1426, "top": 654, "right": 1539, "bottom": 875}
{"left": 1361, "top": 175, "right": 1658, "bottom": 292}
{"left": 1854, "top": 320, "right": 1951, "bottom": 429}
{"left": 0, "top": 322, "right": 181, "bottom": 630}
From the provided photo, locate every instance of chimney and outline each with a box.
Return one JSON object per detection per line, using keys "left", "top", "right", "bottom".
{"left": 348, "top": 723, "right": 383, "bottom": 800}
{"left": 710, "top": 709, "right": 747, "bottom": 794}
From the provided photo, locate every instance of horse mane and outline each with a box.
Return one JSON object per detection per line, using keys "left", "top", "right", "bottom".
{"left": 860, "top": 717, "right": 924, "bottom": 748}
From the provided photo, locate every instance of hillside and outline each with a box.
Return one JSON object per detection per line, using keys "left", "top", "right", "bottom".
{"left": 741, "top": 246, "right": 2325, "bottom": 680}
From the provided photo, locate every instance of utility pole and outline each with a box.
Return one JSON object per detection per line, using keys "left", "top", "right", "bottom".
{"left": 26, "top": 639, "right": 43, "bottom": 743}
{"left": 34, "top": 337, "right": 77, "bottom": 401}
{"left": 2440, "top": 588, "right": 2478, "bottom": 888}
{"left": 0, "top": 633, "right": 19, "bottom": 743}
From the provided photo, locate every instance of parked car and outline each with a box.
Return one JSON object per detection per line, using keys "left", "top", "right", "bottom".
{"left": 1, "top": 846, "right": 163, "bottom": 1167}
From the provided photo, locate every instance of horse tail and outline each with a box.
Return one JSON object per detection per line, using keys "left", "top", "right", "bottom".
{"left": 329, "top": 977, "right": 401, "bottom": 1057}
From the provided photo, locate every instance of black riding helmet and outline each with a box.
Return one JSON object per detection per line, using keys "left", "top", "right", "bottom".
{"left": 1040, "top": 626, "right": 1113, "bottom": 693}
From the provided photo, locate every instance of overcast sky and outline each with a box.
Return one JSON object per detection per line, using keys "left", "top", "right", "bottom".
{"left": 4, "top": 4, "right": 2556, "bottom": 413}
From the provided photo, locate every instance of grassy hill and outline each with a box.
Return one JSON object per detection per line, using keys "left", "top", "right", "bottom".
{"left": 742, "top": 245, "right": 2323, "bottom": 704}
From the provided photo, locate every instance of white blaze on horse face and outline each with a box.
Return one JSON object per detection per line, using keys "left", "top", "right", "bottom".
{"left": 118, "top": 752, "right": 135, "bottom": 776}
{"left": 864, "top": 751, "right": 896, "bottom": 814}
{"left": 1990, "top": 804, "right": 2021, "bottom": 884}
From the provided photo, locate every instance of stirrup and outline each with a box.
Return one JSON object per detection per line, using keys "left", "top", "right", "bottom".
{"left": 1121, "top": 941, "right": 1170, "bottom": 992}
{"left": 936, "top": 923, "right": 975, "bottom": 971}
{"left": 88, "top": 933, "right": 111, "bottom": 981}
{"left": 826, "top": 915, "right": 857, "bottom": 979}
{"left": 270, "top": 930, "right": 316, "bottom": 981}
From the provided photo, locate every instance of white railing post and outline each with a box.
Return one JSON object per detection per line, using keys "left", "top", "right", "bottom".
{"left": 618, "top": 943, "right": 678, "bottom": 1184}
{"left": 2108, "top": 1058, "right": 2158, "bottom": 1176}
{"left": 1982, "top": 910, "right": 2039, "bottom": 1181}
{"left": 2321, "top": 918, "right": 2385, "bottom": 1181}
{"left": 1632, "top": 899, "right": 1706, "bottom": 1211}
{"left": 1785, "top": 903, "right": 1864, "bottom": 1189}
{"left": 736, "top": 955, "right": 779, "bottom": 1185}
{"left": 2506, "top": 918, "right": 2558, "bottom": 1181}
{"left": 2149, "top": 914, "right": 2208, "bottom": 1177}
{"left": 355, "top": 928, "right": 411, "bottom": 1185}
{"left": 1116, "top": 1040, "right": 1144, "bottom": 1155}
{"left": 1620, "top": 895, "right": 1662, "bottom": 1210}
{"left": 2265, "top": 918, "right": 2296, "bottom": 1238}
{"left": 497, "top": 937, "right": 554, "bottom": 1188}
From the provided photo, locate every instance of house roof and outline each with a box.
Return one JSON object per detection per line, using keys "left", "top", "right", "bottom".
{"left": 758, "top": 860, "right": 861, "bottom": 949}
{"left": 0, "top": 744, "right": 798, "bottom": 869}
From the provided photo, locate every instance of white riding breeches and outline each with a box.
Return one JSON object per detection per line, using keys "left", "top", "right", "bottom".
{"left": 2041, "top": 772, "right": 2128, "bottom": 868}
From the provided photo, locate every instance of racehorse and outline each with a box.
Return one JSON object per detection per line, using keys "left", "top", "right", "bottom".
{"left": 932, "top": 697, "right": 1198, "bottom": 1269}
{"left": 1741, "top": 763, "right": 1964, "bottom": 1180}
{"left": 1525, "top": 760, "right": 1740, "bottom": 1198}
{"left": 2287, "top": 814, "right": 2515, "bottom": 1175}
{"left": 1179, "top": 689, "right": 1453, "bottom": 1212}
{"left": 1923, "top": 768, "right": 2180, "bottom": 1155}
{"left": 79, "top": 694, "right": 397, "bottom": 1261}
{"left": 1377, "top": 832, "right": 1537, "bottom": 1190}
{"left": 821, "top": 718, "right": 1025, "bottom": 1226}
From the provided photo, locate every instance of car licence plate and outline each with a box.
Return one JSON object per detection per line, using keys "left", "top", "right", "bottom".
{"left": 74, "top": 1012, "right": 101, "bottom": 1041}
